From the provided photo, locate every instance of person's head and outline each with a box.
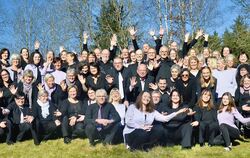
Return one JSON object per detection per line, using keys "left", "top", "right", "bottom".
{"left": 0, "top": 48, "right": 10, "bottom": 60}
{"left": 183, "top": 55, "right": 189, "bottom": 67}
{"left": 53, "top": 57, "right": 62, "bottom": 70}
{"left": 197, "top": 89, "right": 214, "bottom": 110}
{"left": 169, "top": 89, "right": 182, "bottom": 106}
{"left": 238, "top": 52, "right": 249, "bottom": 64}
{"left": 217, "top": 57, "right": 226, "bottom": 71}
{"left": 135, "top": 91, "right": 154, "bottom": 112}
{"left": 212, "top": 50, "right": 221, "bottom": 59}
{"left": 44, "top": 74, "right": 55, "bottom": 88}
{"left": 180, "top": 68, "right": 190, "bottom": 82}
{"left": 147, "top": 48, "right": 156, "bottom": 60}
{"left": 157, "top": 78, "right": 167, "bottom": 91}
{"left": 159, "top": 46, "right": 169, "bottom": 59}
{"left": 170, "top": 64, "right": 181, "bottom": 80}
{"left": 29, "top": 51, "right": 43, "bottom": 66}
{"left": 96, "top": 89, "right": 108, "bottom": 105}
{"left": 109, "top": 88, "right": 121, "bottom": 103}
{"left": 60, "top": 50, "right": 68, "bottom": 61}
{"left": 67, "top": 85, "right": 78, "bottom": 99}
{"left": 121, "top": 48, "right": 129, "bottom": 59}
{"left": 14, "top": 92, "right": 25, "bottom": 107}
{"left": 151, "top": 91, "right": 161, "bottom": 105}
{"left": 93, "top": 48, "right": 101, "bottom": 60}
{"left": 197, "top": 53, "right": 205, "bottom": 68}
{"left": 240, "top": 74, "right": 250, "bottom": 89}
{"left": 200, "top": 67, "right": 215, "bottom": 88}
{"left": 219, "top": 92, "right": 235, "bottom": 113}
{"left": 66, "top": 68, "right": 76, "bottom": 83}
{"left": 87, "top": 88, "right": 96, "bottom": 100}
{"left": 129, "top": 51, "right": 137, "bottom": 63}
{"left": 169, "top": 49, "right": 179, "bottom": 62}
{"left": 80, "top": 50, "right": 88, "bottom": 62}
{"left": 10, "top": 54, "right": 21, "bottom": 67}
{"left": 89, "top": 62, "right": 100, "bottom": 76}
{"left": 20, "top": 48, "right": 29, "bottom": 60}
{"left": 101, "top": 49, "right": 110, "bottom": 63}
{"left": 87, "top": 52, "right": 96, "bottom": 63}
{"left": 113, "top": 57, "right": 123, "bottom": 71}
{"left": 143, "top": 44, "right": 150, "bottom": 53}
{"left": 66, "top": 52, "right": 76, "bottom": 64}
{"left": 22, "top": 70, "right": 34, "bottom": 84}
{"left": 202, "top": 48, "right": 211, "bottom": 59}
{"left": 0, "top": 69, "right": 11, "bottom": 83}
{"left": 207, "top": 57, "right": 218, "bottom": 70}
{"left": 46, "top": 50, "right": 55, "bottom": 62}
{"left": 78, "top": 62, "right": 89, "bottom": 75}
{"left": 135, "top": 49, "right": 144, "bottom": 62}
{"left": 38, "top": 90, "right": 49, "bottom": 104}
{"left": 188, "top": 56, "right": 199, "bottom": 70}
{"left": 170, "top": 41, "right": 179, "bottom": 51}
{"left": 188, "top": 48, "right": 198, "bottom": 57}
{"left": 221, "top": 46, "right": 231, "bottom": 58}
{"left": 137, "top": 64, "right": 147, "bottom": 78}
{"left": 225, "top": 54, "right": 236, "bottom": 68}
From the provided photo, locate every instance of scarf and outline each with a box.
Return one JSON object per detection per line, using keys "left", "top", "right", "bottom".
{"left": 23, "top": 82, "right": 33, "bottom": 108}
{"left": 44, "top": 83, "right": 56, "bottom": 100}
{"left": 37, "top": 100, "right": 50, "bottom": 119}
{"left": 65, "top": 78, "right": 75, "bottom": 87}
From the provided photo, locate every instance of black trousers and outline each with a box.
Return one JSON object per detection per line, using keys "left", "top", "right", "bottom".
{"left": 62, "top": 116, "right": 85, "bottom": 138}
{"left": 214, "top": 123, "right": 240, "bottom": 147}
{"left": 112, "top": 124, "right": 124, "bottom": 144}
{"left": 125, "top": 125, "right": 164, "bottom": 150}
{"left": 199, "top": 121, "right": 219, "bottom": 144}
{"left": 36, "top": 119, "right": 59, "bottom": 140}
{"left": 15, "top": 122, "right": 39, "bottom": 144}
{"left": 85, "top": 122, "right": 120, "bottom": 145}
{"left": 0, "top": 119, "right": 12, "bottom": 143}
{"left": 165, "top": 123, "right": 193, "bottom": 148}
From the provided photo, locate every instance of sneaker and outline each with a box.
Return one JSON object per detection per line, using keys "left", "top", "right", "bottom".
{"left": 224, "top": 146, "right": 232, "bottom": 151}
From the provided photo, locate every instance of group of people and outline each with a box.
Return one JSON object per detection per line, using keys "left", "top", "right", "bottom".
{"left": 0, "top": 27, "right": 250, "bottom": 152}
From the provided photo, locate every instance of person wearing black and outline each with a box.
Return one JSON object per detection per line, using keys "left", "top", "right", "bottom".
{"left": 166, "top": 64, "right": 181, "bottom": 91}
{"left": 33, "top": 90, "right": 61, "bottom": 141}
{"left": 0, "top": 48, "right": 10, "bottom": 68}
{"left": 0, "top": 108, "right": 13, "bottom": 145}
{"left": 176, "top": 68, "right": 197, "bottom": 108}
{"left": 3, "top": 92, "right": 39, "bottom": 145}
{"left": 19, "top": 48, "right": 29, "bottom": 70}
{"left": 235, "top": 64, "right": 250, "bottom": 87}
{"left": 126, "top": 64, "right": 155, "bottom": 103}
{"left": 85, "top": 89, "right": 121, "bottom": 146}
{"left": 163, "top": 89, "right": 195, "bottom": 149}
{"left": 192, "top": 89, "right": 219, "bottom": 146}
{"left": 60, "top": 86, "right": 87, "bottom": 144}
{"left": 6, "top": 54, "right": 23, "bottom": 84}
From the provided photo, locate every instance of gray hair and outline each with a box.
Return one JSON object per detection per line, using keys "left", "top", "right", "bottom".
{"left": 10, "top": 53, "right": 21, "bottom": 64}
{"left": 96, "top": 89, "right": 108, "bottom": 98}
{"left": 170, "top": 64, "right": 181, "bottom": 73}
{"left": 44, "top": 73, "right": 55, "bottom": 82}
{"left": 66, "top": 68, "right": 76, "bottom": 75}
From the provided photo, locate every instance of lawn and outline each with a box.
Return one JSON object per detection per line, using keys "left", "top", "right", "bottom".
{"left": 0, "top": 139, "right": 250, "bottom": 158}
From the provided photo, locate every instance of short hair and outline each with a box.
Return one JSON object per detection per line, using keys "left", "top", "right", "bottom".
{"left": 10, "top": 53, "right": 21, "bottom": 64}
{"left": 66, "top": 68, "right": 77, "bottom": 75}
{"left": 23, "top": 69, "right": 34, "bottom": 78}
{"left": 38, "top": 89, "right": 49, "bottom": 98}
{"left": 14, "top": 91, "right": 25, "bottom": 99}
{"left": 96, "top": 89, "right": 108, "bottom": 98}
{"left": 0, "top": 48, "right": 10, "bottom": 59}
{"left": 171, "top": 64, "right": 181, "bottom": 73}
{"left": 67, "top": 85, "right": 78, "bottom": 93}
{"left": 44, "top": 73, "right": 55, "bottom": 82}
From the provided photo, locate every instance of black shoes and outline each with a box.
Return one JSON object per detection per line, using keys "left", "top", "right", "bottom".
{"left": 64, "top": 137, "right": 71, "bottom": 144}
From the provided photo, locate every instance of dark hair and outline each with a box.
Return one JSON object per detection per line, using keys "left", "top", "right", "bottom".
{"left": 28, "top": 51, "right": 44, "bottom": 66}
{"left": 218, "top": 92, "right": 236, "bottom": 113}
{"left": 197, "top": 89, "right": 214, "bottom": 110}
{"left": 169, "top": 89, "right": 183, "bottom": 106}
{"left": 0, "top": 48, "right": 10, "bottom": 60}
{"left": 67, "top": 52, "right": 78, "bottom": 63}
{"left": 0, "top": 69, "right": 13, "bottom": 87}
{"left": 89, "top": 62, "right": 100, "bottom": 75}
{"left": 87, "top": 52, "right": 97, "bottom": 63}
{"left": 157, "top": 77, "right": 167, "bottom": 83}
{"left": 220, "top": 46, "right": 231, "bottom": 57}
{"left": 238, "top": 51, "right": 249, "bottom": 63}
{"left": 53, "top": 57, "right": 62, "bottom": 64}
{"left": 135, "top": 91, "right": 155, "bottom": 113}
{"left": 236, "top": 64, "right": 250, "bottom": 85}
{"left": 14, "top": 91, "right": 25, "bottom": 99}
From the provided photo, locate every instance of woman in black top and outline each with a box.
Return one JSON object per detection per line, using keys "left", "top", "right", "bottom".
{"left": 19, "top": 48, "right": 29, "bottom": 69}
{"left": 0, "top": 48, "right": 10, "bottom": 68}
{"left": 193, "top": 89, "right": 219, "bottom": 146}
{"left": 60, "top": 85, "right": 87, "bottom": 144}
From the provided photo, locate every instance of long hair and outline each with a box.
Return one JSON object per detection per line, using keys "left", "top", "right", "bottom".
{"left": 0, "top": 69, "right": 13, "bottom": 88}
{"left": 109, "top": 88, "right": 121, "bottom": 104}
{"left": 200, "top": 66, "right": 216, "bottom": 88}
{"left": 218, "top": 92, "right": 236, "bottom": 113}
{"left": 135, "top": 91, "right": 154, "bottom": 113}
{"left": 197, "top": 89, "right": 214, "bottom": 110}
{"left": 169, "top": 89, "right": 183, "bottom": 107}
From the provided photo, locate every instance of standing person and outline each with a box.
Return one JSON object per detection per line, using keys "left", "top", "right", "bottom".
{"left": 192, "top": 89, "right": 219, "bottom": 146}
{"left": 7, "top": 54, "right": 23, "bottom": 84}
{"left": 214, "top": 92, "right": 250, "bottom": 151}
{"left": 20, "top": 48, "right": 29, "bottom": 70}
{"left": 85, "top": 89, "right": 121, "bottom": 146}
{"left": 123, "top": 91, "right": 187, "bottom": 151}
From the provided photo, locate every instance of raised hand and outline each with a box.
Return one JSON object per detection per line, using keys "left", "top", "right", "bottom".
{"left": 130, "top": 76, "right": 137, "bottom": 87}
{"left": 128, "top": 26, "right": 137, "bottom": 36}
{"left": 110, "top": 34, "right": 117, "bottom": 46}
{"left": 9, "top": 85, "right": 18, "bottom": 95}
{"left": 184, "top": 32, "right": 190, "bottom": 42}
{"left": 153, "top": 59, "right": 161, "bottom": 69}
{"left": 59, "top": 46, "right": 65, "bottom": 53}
{"left": 78, "top": 74, "right": 86, "bottom": 84}
{"left": 60, "top": 80, "right": 67, "bottom": 91}
{"left": 37, "top": 83, "right": 44, "bottom": 91}
{"left": 149, "top": 29, "right": 155, "bottom": 37}
{"left": 204, "top": 33, "right": 209, "bottom": 41}
{"left": 83, "top": 31, "right": 89, "bottom": 39}
{"left": 149, "top": 83, "right": 158, "bottom": 90}
{"left": 34, "top": 40, "right": 40, "bottom": 50}
{"left": 0, "top": 90, "right": 3, "bottom": 98}
{"left": 195, "top": 29, "right": 204, "bottom": 39}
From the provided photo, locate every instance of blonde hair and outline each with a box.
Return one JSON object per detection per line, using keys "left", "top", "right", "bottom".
{"left": 109, "top": 88, "right": 121, "bottom": 103}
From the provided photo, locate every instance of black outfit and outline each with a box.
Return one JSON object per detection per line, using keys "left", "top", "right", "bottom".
{"left": 181, "top": 38, "right": 208, "bottom": 58}
{"left": 85, "top": 102, "right": 121, "bottom": 145}
{"left": 45, "top": 84, "right": 67, "bottom": 106}
{"left": 6, "top": 102, "right": 39, "bottom": 145}
{"left": 193, "top": 105, "right": 219, "bottom": 145}
{"left": 155, "top": 59, "right": 174, "bottom": 81}
{"left": 86, "top": 73, "right": 113, "bottom": 92}
{"left": 0, "top": 109, "right": 12, "bottom": 144}
{"left": 196, "top": 78, "right": 217, "bottom": 104}
{"left": 64, "top": 79, "right": 87, "bottom": 102}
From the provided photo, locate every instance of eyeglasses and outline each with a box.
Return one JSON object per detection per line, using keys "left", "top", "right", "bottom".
{"left": 181, "top": 74, "right": 189, "bottom": 77}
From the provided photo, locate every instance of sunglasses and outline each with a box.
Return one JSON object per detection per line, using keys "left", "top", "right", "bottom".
{"left": 181, "top": 74, "right": 189, "bottom": 77}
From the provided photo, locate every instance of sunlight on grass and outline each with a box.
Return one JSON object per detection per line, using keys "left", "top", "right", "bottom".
{"left": 0, "top": 139, "right": 250, "bottom": 158}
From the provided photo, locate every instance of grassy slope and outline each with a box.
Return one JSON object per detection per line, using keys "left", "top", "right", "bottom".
{"left": 0, "top": 139, "right": 250, "bottom": 158}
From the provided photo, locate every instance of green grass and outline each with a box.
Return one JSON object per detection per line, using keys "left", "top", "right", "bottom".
{"left": 0, "top": 139, "right": 250, "bottom": 158}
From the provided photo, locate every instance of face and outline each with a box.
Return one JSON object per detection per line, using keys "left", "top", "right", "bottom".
{"left": 189, "top": 49, "right": 196, "bottom": 57}
{"left": 24, "top": 75, "right": 33, "bottom": 84}
{"left": 88, "top": 89, "right": 96, "bottom": 100}
{"left": 158, "top": 79, "right": 167, "bottom": 91}
{"left": 112, "top": 90, "right": 121, "bottom": 102}
{"left": 15, "top": 96, "right": 25, "bottom": 107}
{"left": 152, "top": 93, "right": 161, "bottom": 104}
{"left": 171, "top": 68, "right": 179, "bottom": 79}
{"left": 94, "top": 48, "right": 101, "bottom": 59}
{"left": 240, "top": 68, "right": 248, "bottom": 77}
{"left": 101, "top": 50, "right": 110, "bottom": 62}
{"left": 12, "top": 59, "right": 19, "bottom": 66}
{"left": 202, "top": 68, "right": 211, "bottom": 80}
{"left": 68, "top": 87, "right": 77, "bottom": 99}
{"left": 130, "top": 52, "right": 136, "bottom": 62}
{"left": 88, "top": 54, "right": 96, "bottom": 63}
{"left": 181, "top": 71, "right": 189, "bottom": 82}
{"left": 47, "top": 51, "right": 54, "bottom": 62}
{"left": 121, "top": 49, "right": 129, "bottom": 59}
{"left": 222, "top": 95, "right": 230, "bottom": 106}
{"left": 217, "top": 60, "right": 226, "bottom": 71}
{"left": 226, "top": 58, "right": 234, "bottom": 68}
{"left": 170, "top": 42, "right": 178, "bottom": 51}
{"left": 183, "top": 56, "right": 189, "bottom": 66}
{"left": 212, "top": 51, "right": 220, "bottom": 59}
{"left": 67, "top": 73, "right": 76, "bottom": 82}
{"left": 203, "top": 49, "right": 210, "bottom": 58}
{"left": 135, "top": 50, "right": 144, "bottom": 62}
{"left": 239, "top": 54, "right": 248, "bottom": 63}
{"left": 171, "top": 91, "right": 180, "bottom": 104}
{"left": 39, "top": 94, "right": 48, "bottom": 103}
{"left": 1, "top": 51, "right": 8, "bottom": 60}
{"left": 201, "top": 92, "right": 211, "bottom": 103}
{"left": 137, "top": 65, "right": 147, "bottom": 78}
{"left": 189, "top": 59, "right": 198, "bottom": 70}
{"left": 169, "top": 50, "right": 177, "bottom": 61}
{"left": 66, "top": 54, "right": 74, "bottom": 63}
{"left": 113, "top": 58, "right": 123, "bottom": 71}
{"left": 33, "top": 53, "right": 41, "bottom": 64}
{"left": 60, "top": 51, "right": 67, "bottom": 61}
{"left": 143, "top": 44, "right": 150, "bottom": 53}
{"left": 53, "top": 61, "right": 62, "bottom": 70}
{"left": 223, "top": 47, "right": 230, "bottom": 57}
{"left": 243, "top": 77, "right": 250, "bottom": 89}
{"left": 81, "top": 51, "right": 88, "bottom": 61}
{"left": 90, "top": 66, "right": 98, "bottom": 75}
{"left": 147, "top": 49, "right": 156, "bottom": 60}
{"left": 159, "top": 47, "right": 168, "bottom": 59}
{"left": 21, "top": 49, "right": 29, "bottom": 59}
{"left": 141, "top": 92, "right": 151, "bottom": 105}
{"left": 1, "top": 71, "right": 9, "bottom": 82}
{"left": 46, "top": 77, "right": 55, "bottom": 88}
{"left": 96, "top": 92, "right": 106, "bottom": 105}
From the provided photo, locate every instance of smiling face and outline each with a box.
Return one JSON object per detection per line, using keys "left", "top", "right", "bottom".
{"left": 1, "top": 51, "right": 9, "bottom": 60}
{"left": 1, "top": 70, "right": 9, "bottom": 82}
{"left": 141, "top": 92, "right": 151, "bottom": 105}
{"left": 33, "top": 53, "right": 41, "bottom": 65}
{"left": 68, "top": 87, "right": 77, "bottom": 99}
{"left": 39, "top": 93, "right": 49, "bottom": 104}
{"left": 46, "top": 77, "right": 55, "bottom": 88}
{"left": 181, "top": 71, "right": 189, "bottom": 82}
{"left": 171, "top": 68, "right": 179, "bottom": 79}
{"left": 243, "top": 76, "right": 250, "bottom": 89}
{"left": 21, "top": 49, "right": 29, "bottom": 59}
{"left": 201, "top": 91, "right": 211, "bottom": 103}
{"left": 222, "top": 95, "right": 230, "bottom": 106}
{"left": 171, "top": 91, "right": 180, "bottom": 105}
{"left": 137, "top": 64, "right": 147, "bottom": 78}
{"left": 67, "top": 73, "right": 76, "bottom": 82}
{"left": 151, "top": 92, "right": 161, "bottom": 105}
{"left": 202, "top": 67, "right": 211, "bottom": 80}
